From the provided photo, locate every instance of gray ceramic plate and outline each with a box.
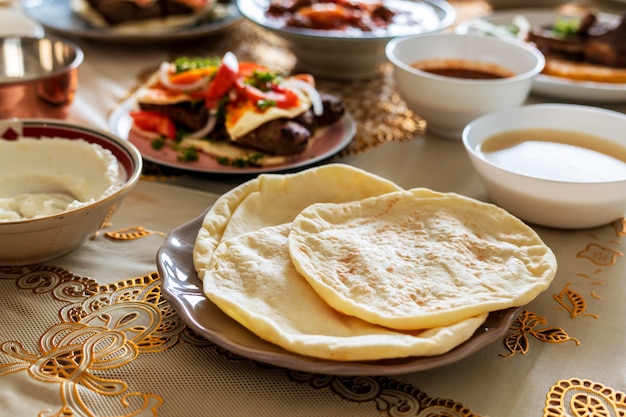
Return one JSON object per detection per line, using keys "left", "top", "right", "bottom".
{"left": 158, "top": 209, "right": 522, "bottom": 376}
{"left": 22, "top": 0, "right": 241, "bottom": 43}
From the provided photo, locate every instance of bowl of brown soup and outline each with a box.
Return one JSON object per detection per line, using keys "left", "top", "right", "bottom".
{"left": 385, "top": 33, "right": 545, "bottom": 139}
{"left": 462, "top": 103, "right": 626, "bottom": 229}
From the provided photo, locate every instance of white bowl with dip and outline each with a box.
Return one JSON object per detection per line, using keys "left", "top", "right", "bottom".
{"left": 0, "top": 119, "right": 142, "bottom": 265}
{"left": 462, "top": 103, "right": 626, "bottom": 229}
{"left": 385, "top": 33, "right": 544, "bottom": 139}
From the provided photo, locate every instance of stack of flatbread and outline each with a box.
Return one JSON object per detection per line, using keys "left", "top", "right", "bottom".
{"left": 193, "top": 164, "right": 557, "bottom": 361}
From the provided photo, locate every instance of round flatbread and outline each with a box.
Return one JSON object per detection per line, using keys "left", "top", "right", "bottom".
{"left": 288, "top": 188, "right": 558, "bottom": 329}
{"left": 203, "top": 224, "right": 488, "bottom": 361}
{"left": 193, "top": 163, "right": 403, "bottom": 280}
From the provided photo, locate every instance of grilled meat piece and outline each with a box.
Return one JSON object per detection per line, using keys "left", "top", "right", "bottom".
{"left": 139, "top": 100, "right": 209, "bottom": 132}
{"left": 585, "top": 14, "right": 626, "bottom": 67}
{"left": 234, "top": 120, "right": 311, "bottom": 155}
{"left": 86, "top": 0, "right": 197, "bottom": 25}
{"left": 316, "top": 93, "right": 345, "bottom": 126}
{"left": 527, "top": 12, "right": 626, "bottom": 68}
{"left": 294, "top": 109, "right": 316, "bottom": 132}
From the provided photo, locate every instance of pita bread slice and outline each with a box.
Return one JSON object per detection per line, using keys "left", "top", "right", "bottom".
{"left": 203, "top": 224, "right": 488, "bottom": 361}
{"left": 288, "top": 188, "right": 558, "bottom": 329}
{"left": 193, "top": 164, "right": 403, "bottom": 280}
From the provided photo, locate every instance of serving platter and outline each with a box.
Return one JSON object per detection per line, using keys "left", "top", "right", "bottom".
{"left": 456, "top": 9, "right": 626, "bottom": 103}
{"left": 21, "top": 0, "right": 241, "bottom": 43}
{"left": 238, "top": 0, "right": 456, "bottom": 39}
{"left": 158, "top": 209, "right": 522, "bottom": 376}
{"left": 108, "top": 96, "right": 356, "bottom": 174}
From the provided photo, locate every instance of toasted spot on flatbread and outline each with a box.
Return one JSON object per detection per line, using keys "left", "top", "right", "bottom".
{"left": 288, "top": 188, "right": 558, "bottom": 329}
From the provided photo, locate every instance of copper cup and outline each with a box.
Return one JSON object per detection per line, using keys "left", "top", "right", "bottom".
{"left": 0, "top": 36, "right": 83, "bottom": 119}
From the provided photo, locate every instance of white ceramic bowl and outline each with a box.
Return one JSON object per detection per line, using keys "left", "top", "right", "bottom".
{"left": 386, "top": 33, "right": 545, "bottom": 139}
{"left": 237, "top": 0, "right": 455, "bottom": 81}
{"left": 0, "top": 119, "right": 142, "bottom": 265}
{"left": 462, "top": 104, "right": 626, "bottom": 229}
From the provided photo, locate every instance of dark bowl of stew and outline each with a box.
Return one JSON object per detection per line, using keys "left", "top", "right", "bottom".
{"left": 237, "top": 0, "right": 455, "bottom": 80}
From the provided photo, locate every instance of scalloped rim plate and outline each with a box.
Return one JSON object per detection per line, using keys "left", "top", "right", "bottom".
{"left": 108, "top": 95, "right": 356, "bottom": 174}
{"left": 456, "top": 9, "right": 626, "bottom": 103}
{"left": 158, "top": 209, "right": 522, "bottom": 376}
{"left": 21, "top": 0, "right": 241, "bottom": 42}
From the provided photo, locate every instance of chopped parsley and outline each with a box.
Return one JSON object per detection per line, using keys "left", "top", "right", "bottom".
{"left": 257, "top": 99, "right": 277, "bottom": 110}
{"left": 177, "top": 147, "right": 199, "bottom": 162}
{"left": 246, "top": 70, "right": 282, "bottom": 90}
{"left": 217, "top": 153, "right": 266, "bottom": 167}
{"left": 173, "top": 56, "right": 220, "bottom": 74}
{"left": 151, "top": 137, "right": 165, "bottom": 150}
{"left": 552, "top": 18, "right": 580, "bottom": 37}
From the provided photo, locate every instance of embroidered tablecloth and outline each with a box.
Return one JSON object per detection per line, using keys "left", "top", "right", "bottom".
{"left": 1, "top": 181, "right": 624, "bottom": 417}
{"left": 1, "top": 1, "right": 625, "bottom": 416}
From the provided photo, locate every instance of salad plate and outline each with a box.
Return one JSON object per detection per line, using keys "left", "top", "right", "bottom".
{"left": 21, "top": 0, "right": 241, "bottom": 43}
{"left": 456, "top": 9, "right": 626, "bottom": 103}
{"left": 158, "top": 209, "right": 522, "bottom": 376}
{"left": 108, "top": 95, "right": 356, "bottom": 175}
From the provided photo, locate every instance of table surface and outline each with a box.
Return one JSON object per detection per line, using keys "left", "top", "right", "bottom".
{"left": 1, "top": 1, "right": 625, "bottom": 416}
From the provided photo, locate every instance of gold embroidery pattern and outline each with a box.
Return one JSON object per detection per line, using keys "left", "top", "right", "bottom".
{"left": 501, "top": 311, "right": 580, "bottom": 357}
{"left": 289, "top": 374, "right": 480, "bottom": 417}
{"left": 553, "top": 282, "right": 599, "bottom": 319}
{"left": 104, "top": 226, "right": 165, "bottom": 240}
{"left": 544, "top": 378, "right": 626, "bottom": 417}
{"left": 576, "top": 243, "right": 623, "bottom": 266}
{"left": 502, "top": 224, "right": 623, "bottom": 357}
{"left": 611, "top": 217, "right": 626, "bottom": 237}
{"left": 0, "top": 264, "right": 100, "bottom": 302}
{"left": 0, "top": 265, "right": 488, "bottom": 417}
{"left": 0, "top": 267, "right": 176, "bottom": 416}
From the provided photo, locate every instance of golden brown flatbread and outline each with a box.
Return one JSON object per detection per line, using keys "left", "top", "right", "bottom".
{"left": 288, "top": 188, "right": 558, "bottom": 329}
{"left": 193, "top": 164, "right": 403, "bottom": 280}
{"left": 203, "top": 223, "right": 488, "bottom": 361}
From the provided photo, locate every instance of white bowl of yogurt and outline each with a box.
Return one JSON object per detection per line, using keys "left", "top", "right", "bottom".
{"left": 0, "top": 119, "right": 142, "bottom": 265}
{"left": 462, "top": 104, "right": 626, "bottom": 229}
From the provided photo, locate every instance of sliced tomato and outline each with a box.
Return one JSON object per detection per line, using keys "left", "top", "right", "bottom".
{"left": 238, "top": 62, "right": 270, "bottom": 78}
{"left": 130, "top": 110, "right": 176, "bottom": 139}
{"left": 205, "top": 51, "right": 239, "bottom": 109}
{"left": 235, "top": 79, "right": 300, "bottom": 110}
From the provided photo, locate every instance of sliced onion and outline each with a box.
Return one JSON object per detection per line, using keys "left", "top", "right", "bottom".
{"left": 222, "top": 51, "right": 239, "bottom": 74}
{"left": 187, "top": 112, "right": 217, "bottom": 139}
{"left": 158, "top": 61, "right": 211, "bottom": 92}
{"left": 284, "top": 78, "right": 324, "bottom": 116}
{"left": 512, "top": 15, "right": 531, "bottom": 41}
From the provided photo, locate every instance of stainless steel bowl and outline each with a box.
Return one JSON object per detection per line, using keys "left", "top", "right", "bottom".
{"left": 0, "top": 36, "right": 84, "bottom": 119}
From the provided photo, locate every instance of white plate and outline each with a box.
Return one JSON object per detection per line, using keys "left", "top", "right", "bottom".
{"left": 21, "top": 0, "right": 241, "bottom": 43}
{"left": 456, "top": 9, "right": 626, "bottom": 103}
{"left": 108, "top": 95, "right": 356, "bottom": 174}
{"left": 157, "top": 209, "right": 522, "bottom": 376}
